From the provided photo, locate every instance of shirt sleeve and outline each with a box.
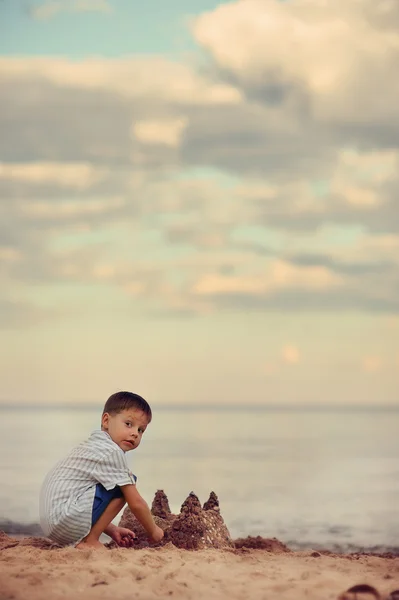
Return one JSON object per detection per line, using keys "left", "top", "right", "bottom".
{"left": 93, "top": 448, "right": 137, "bottom": 490}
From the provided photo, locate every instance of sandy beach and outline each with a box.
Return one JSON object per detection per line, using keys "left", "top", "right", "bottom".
{"left": 0, "top": 537, "right": 398, "bottom": 600}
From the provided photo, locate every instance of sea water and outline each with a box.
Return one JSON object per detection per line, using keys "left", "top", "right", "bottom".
{"left": 0, "top": 405, "right": 398, "bottom": 552}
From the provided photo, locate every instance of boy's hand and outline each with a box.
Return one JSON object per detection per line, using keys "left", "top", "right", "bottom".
{"left": 150, "top": 525, "right": 164, "bottom": 543}
{"left": 109, "top": 525, "right": 136, "bottom": 548}
{"left": 120, "top": 485, "right": 164, "bottom": 545}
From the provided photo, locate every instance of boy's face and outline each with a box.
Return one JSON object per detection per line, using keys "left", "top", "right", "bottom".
{"left": 101, "top": 408, "right": 150, "bottom": 452}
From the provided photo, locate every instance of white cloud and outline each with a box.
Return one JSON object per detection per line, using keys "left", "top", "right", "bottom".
{"left": 30, "top": 0, "right": 113, "bottom": 20}
{"left": 335, "top": 149, "right": 399, "bottom": 185}
{"left": 330, "top": 148, "right": 399, "bottom": 210}
{"left": 16, "top": 196, "right": 125, "bottom": 220}
{"left": 340, "top": 187, "right": 380, "bottom": 209}
{"left": 191, "top": 260, "right": 342, "bottom": 297}
{"left": 192, "top": 274, "right": 266, "bottom": 296}
{"left": 270, "top": 260, "right": 342, "bottom": 290}
{"left": 332, "top": 233, "right": 399, "bottom": 265}
{"left": 192, "top": 0, "right": 399, "bottom": 124}
{"left": 0, "top": 57, "right": 241, "bottom": 106}
{"left": 132, "top": 117, "right": 188, "bottom": 147}
{"left": 0, "top": 162, "right": 107, "bottom": 190}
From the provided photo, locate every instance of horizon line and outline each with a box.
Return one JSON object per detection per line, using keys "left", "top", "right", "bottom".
{"left": 0, "top": 402, "right": 398, "bottom": 412}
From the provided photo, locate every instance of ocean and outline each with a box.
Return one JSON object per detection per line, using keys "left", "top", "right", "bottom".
{"left": 0, "top": 405, "right": 398, "bottom": 553}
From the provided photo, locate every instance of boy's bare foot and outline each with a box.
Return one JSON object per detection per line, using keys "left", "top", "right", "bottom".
{"left": 75, "top": 539, "right": 104, "bottom": 549}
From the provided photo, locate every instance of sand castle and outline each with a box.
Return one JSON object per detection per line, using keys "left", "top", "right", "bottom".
{"left": 0, "top": 490, "right": 289, "bottom": 553}
{"left": 117, "top": 490, "right": 235, "bottom": 550}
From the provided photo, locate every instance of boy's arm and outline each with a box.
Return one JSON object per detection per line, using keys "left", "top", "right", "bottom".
{"left": 120, "top": 484, "right": 164, "bottom": 542}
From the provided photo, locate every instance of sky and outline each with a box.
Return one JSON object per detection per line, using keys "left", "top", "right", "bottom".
{"left": 0, "top": 0, "right": 398, "bottom": 407}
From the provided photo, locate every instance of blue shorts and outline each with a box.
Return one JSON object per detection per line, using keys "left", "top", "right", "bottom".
{"left": 91, "top": 483, "right": 124, "bottom": 526}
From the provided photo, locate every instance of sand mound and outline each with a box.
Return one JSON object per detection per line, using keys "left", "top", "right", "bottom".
{"left": 118, "top": 490, "right": 234, "bottom": 550}
{"left": 234, "top": 535, "right": 290, "bottom": 552}
{"left": 0, "top": 530, "right": 61, "bottom": 551}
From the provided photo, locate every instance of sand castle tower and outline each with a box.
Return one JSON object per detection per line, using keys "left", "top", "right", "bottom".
{"left": 151, "top": 489, "right": 173, "bottom": 521}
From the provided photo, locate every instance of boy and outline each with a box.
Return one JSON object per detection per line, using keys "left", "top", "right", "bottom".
{"left": 40, "top": 391, "right": 164, "bottom": 549}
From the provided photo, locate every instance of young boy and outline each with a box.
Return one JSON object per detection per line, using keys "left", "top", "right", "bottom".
{"left": 40, "top": 391, "right": 164, "bottom": 549}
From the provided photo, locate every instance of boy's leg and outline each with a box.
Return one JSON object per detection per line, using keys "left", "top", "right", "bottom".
{"left": 76, "top": 496, "right": 125, "bottom": 549}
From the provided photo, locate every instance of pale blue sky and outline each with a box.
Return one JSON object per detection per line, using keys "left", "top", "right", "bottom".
{"left": 0, "top": 0, "right": 219, "bottom": 56}
{"left": 0, "top": 0, "right": 398, "bottom": 406}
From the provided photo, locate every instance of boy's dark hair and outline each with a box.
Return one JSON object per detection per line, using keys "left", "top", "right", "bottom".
{"left": 103, "top": 391, "right": 152, "bottom": 422}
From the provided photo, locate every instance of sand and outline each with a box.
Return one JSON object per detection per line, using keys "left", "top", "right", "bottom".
{"left": 1, "top": 493, "right": 398, "bottom": 599}
{"left": 0, "top": 539, "right": 398, "bottom": 600}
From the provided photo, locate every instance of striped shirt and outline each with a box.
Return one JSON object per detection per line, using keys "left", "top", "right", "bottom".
{"left": 39, "top": 429, "right": 136, "bottom": 546}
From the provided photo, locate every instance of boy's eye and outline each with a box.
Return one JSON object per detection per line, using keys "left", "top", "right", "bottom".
{"left": 125, "top": 422, "right": 132, "bottom": 427}
{"left": 139, "top": 428, "right": 144, "bottom": 433}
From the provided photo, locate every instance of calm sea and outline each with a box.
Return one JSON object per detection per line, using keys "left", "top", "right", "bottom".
{"left": 0, "top": 406, "right": 398, "bottom": 553}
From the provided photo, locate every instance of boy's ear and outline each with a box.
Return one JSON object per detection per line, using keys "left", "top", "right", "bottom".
{"left": 101, "top": 412, "right": 110, "bottom": 430}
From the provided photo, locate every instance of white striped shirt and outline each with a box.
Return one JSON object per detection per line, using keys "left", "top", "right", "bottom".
{"left": 39, "top": 430, "right": 136, "bottom": 546}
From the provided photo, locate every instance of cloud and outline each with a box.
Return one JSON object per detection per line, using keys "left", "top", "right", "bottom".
{"left": 29, "top": 0, "right": 113, "bottom": 20}
{"left": 0, "top": 57, "right": 240, "bottom": 105}
{"left": 192, "top": 0, "right": 399, "bottom": 128}
{"left": 16, "top": 196, "right": 125, "bottom": 221}
{"left": 0, "top": 56, "right": 240, "bottom": 172}
{"left": 133, "top": 117, "right": 188, "bottom": 148}
{"left": 192, "top": 261, "right": 342, "bottom": 297}
{"left": 1, "top": 164, "right": 398, "bottom": 317}
{"left": 0, "top": 162, "right": 108, "bottom": 192}
{"left": 181, "top": 0, "right": 399, "bottom": 183}
{"left": 235, "top": 148, "right": 399, "bottom": 234}
{"left": 1, "top": 1, "right": 399, "bottom": 323}
{"left": 0, "top": 79, "right": 133, "bottom": 165}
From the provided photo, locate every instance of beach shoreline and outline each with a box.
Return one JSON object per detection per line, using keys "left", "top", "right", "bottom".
{"left": 1, "top": 518, "right": 399, "bottom": 556}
